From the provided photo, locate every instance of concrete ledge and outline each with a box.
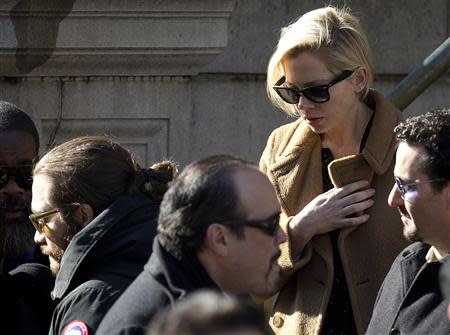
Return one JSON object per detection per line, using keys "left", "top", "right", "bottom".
{"left": 0, "top": 0, "right": 234, "bottom": 76}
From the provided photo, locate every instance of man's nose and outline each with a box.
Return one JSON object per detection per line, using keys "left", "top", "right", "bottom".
{"left": 34, "top": 229, "right": 45, "bottom": 245}
{"left": 0, "top": 178, "right": 25, "bottom": 196}
{"left": 388, "top": 183, "right": 403, "bottom": 208}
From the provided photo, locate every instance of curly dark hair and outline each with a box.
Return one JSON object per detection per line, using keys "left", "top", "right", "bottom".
{"left": 394, "top": 109, "right": 450, "bottom": 191}
{"left": 157, "top": 155, "right": 256, "bottom": 260}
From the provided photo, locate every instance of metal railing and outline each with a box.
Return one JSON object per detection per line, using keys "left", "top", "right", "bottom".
{"left": 386, "top": 36, "right": 450, "bottom": 111}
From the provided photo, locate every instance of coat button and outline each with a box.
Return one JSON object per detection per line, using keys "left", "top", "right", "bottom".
{"left": 272, "top": 315, "right": 284, "bottom": 328}
{"left": 389, "top": 328, "right": 400, "bottom": 335}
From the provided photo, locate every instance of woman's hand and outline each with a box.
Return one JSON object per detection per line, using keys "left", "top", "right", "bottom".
{"left": 289, "top": 180, "right": 375, "bottom": 259}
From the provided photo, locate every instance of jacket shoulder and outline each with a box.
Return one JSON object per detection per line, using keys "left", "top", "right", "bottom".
{"left": 394, "top": 242, "right": 430, "bottom": 262}
{"left": 265, "top": 120, "right": 301, "bottom": 151}
{"left": 97, "top": 270, "right": 172, "bottom": 335}
{"left": 51, "top": 280, "right": 121, "bottom": 335}
{"left": 260, "top": 119, "right": 304, "bottom": 169}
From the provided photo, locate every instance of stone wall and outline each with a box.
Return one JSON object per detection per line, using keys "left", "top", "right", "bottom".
{"left": 0, "top": 0, "right": 449, "bottom": 167}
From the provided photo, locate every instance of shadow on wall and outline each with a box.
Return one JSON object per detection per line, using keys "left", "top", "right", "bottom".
{"left": 10, "top": 0, "right": 76, "bottom": 74}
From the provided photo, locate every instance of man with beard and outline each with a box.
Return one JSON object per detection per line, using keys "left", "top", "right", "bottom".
{"left": 30, "top": 136, "right": 176, "bottom": 335}
{"left": 97, "top": 155, "right": 287, "bottom": 335}
{"left": 0, "top": 101, "right": 41, "bottom": 272}
{"left": 0, "top": 101, "right": 55, "bottom": 335}
{"left": 366, "top": 109, "right": 450, "bottom": 335}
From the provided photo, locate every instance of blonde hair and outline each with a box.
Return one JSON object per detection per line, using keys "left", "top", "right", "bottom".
{"left": 267, "top": 6, "right": 374, "bottom": 117}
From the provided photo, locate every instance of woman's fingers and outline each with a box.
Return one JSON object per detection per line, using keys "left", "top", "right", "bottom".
{"left": 333, "top": 180, "right": 370, "bottom": 198}
{"left": 341, "top": 199, "right": 374, "bottom": 216}
{"left": 339, "top": 214, "right": 370, "bottom": 228}
{"left": 340, "top": 188, "right": 375, "bottom": 206}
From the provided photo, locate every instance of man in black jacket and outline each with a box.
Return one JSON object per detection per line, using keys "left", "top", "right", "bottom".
{"left": 0, "top": 101, "right": 55, "bottom": 335}
{"left": 30, "top": 136, "right": 175, "bottom": 335}
{"left": 366, "top": 110, "right": 450, "bottom": 335}
{"left": 97, "top": 155, "right": 287, "bottom": 335}
{"left": 0, "top": 101, "right": 44, "bottom": 272}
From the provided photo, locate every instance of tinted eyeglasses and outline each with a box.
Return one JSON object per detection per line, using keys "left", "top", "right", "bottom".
{"left": 394, "top": 176, "right": 446, "bottom": 203}
{"left": 273, "top": 69, "right": 355, "bottom": 104}
{"left": 29, "top": 203, "right": 80, "bottom": 235}
{"left": 0, "top": 165, "right": 33, "bottom": 190}
{"left": 217, "top": 211, "right": 281, "bottom": 236}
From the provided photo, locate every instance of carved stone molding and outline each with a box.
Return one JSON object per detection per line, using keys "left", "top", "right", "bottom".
{"left": 0, "top": 0, "right": 234, "bottom": 76}
{"left": 41, "top": 118, "right": 169, "bottom": 166}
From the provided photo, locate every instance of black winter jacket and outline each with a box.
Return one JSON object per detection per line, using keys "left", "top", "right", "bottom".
{"left": 0, "top": 263, "right": 55, "bottom": 335}
{"left": 96, "top": 236, "right": 219, "bottom": 335}
{"left": 366, "top": 242, "right": 450, "bottom": 335}
{"left": 49, "top": 195, "right": 159, "bottom": 335}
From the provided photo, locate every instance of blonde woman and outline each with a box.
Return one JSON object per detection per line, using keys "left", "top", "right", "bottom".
{"left": 261, "top": 6, "right": 408, "bottom": 335}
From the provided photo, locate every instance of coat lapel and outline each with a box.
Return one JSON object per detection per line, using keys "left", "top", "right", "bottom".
{"left": 266, "top": 120, "right": 332, "bottom": 267}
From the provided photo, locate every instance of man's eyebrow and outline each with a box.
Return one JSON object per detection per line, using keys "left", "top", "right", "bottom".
{"left": 395, "top": 175, "right": 415, "bottom": 184}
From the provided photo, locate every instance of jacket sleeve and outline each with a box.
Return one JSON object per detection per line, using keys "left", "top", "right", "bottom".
{"left": 51, "top": 282, "right": 120, "bottom": 335}
{"left": 259, "top": 128, "right": 314, "bottom": 289}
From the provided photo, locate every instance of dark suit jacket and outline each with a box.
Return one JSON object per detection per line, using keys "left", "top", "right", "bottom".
{"left": 366, "top": 242, "right": 450, "bottom": 335}
{"left": 96, "top": 236, "right": 219, "bottom": 335}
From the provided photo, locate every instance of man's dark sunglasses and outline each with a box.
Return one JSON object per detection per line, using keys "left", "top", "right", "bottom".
{"left": 217, "top": 211, "right": 281, "bottom": 236}
{"left": 0, "top": 165, "right": 33, "bottom": 190}
{"left": 273, "top": 69, "right": 355, "bottom": 104}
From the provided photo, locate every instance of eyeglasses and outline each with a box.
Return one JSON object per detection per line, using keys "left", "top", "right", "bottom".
{"left": 0, "top": 165, "right": 33, "bottom": 190}
{"left": 217, "top": 211, "right": 281, "bottom": 236}
{"left": 394, "top": 176, "right": 446, "bottom": 203}
{"left": 273, "top": 69, "right": 355, "bottom": 104}
{"left": 29, "top": 203, "right": 80, "bottom": 235}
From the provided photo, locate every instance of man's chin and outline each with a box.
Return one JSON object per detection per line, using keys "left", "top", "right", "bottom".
{"left": 403, "top": 226, "right": 420, "bottom": 242}
{"left": 0, "top": 211, "right": 29, "bottom": 224}
{"left": 49, "top": 257, "right": 61, "bottom": 276}
{"left": 0, "top": 216, "right": 34, "bottom": 258}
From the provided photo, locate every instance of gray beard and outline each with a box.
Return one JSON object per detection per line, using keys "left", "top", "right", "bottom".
{"left": 0, "top": 216, "right": 35, "bottom": 260}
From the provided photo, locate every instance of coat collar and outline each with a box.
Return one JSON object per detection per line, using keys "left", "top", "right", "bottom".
{"left": 52, "top": 195, "right": 156, "bottom": 299}
{"left": 361, "top": 90, "right": 401, "bottom": 175}
{"left": 145, "top": 237, "right": 218, "bottom": 301}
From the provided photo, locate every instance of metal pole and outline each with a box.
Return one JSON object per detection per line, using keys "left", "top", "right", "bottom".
{"left": 386, "top": 36, "right": 450, "bottom": 111}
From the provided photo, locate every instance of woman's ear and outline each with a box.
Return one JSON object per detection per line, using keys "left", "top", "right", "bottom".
{"left": 352, "top": 67, "right": 368, "bottom": 93}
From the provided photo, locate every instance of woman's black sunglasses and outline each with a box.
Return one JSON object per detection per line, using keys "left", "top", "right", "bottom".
{"left": 273, "top": 69, "right": 355, "bottom": 104}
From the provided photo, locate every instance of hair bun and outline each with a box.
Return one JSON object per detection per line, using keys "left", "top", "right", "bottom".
{"left": 141, "top": 160, "right": 178, "bottom": 202}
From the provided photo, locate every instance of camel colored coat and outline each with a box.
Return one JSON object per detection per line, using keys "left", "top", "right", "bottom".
{"left": 260, "top": 90, "right": 408, "bottom": 335}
